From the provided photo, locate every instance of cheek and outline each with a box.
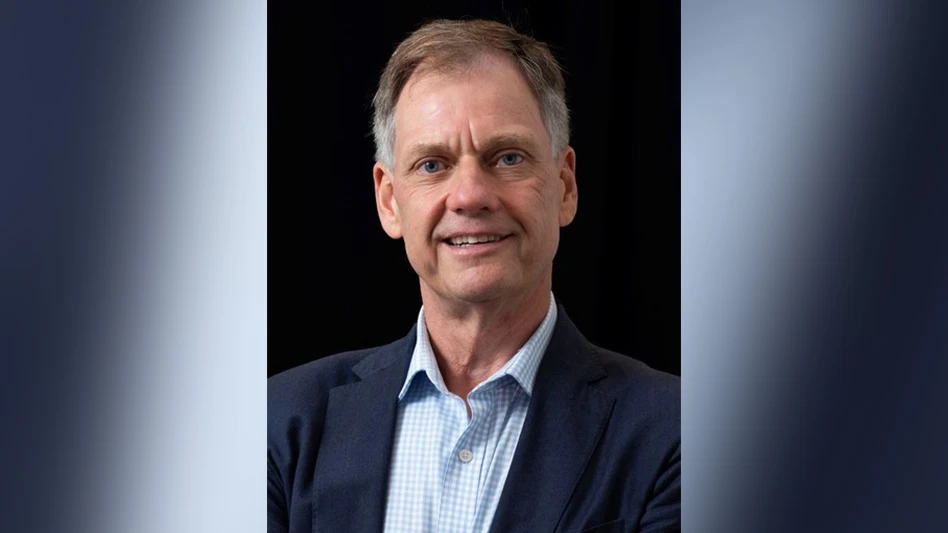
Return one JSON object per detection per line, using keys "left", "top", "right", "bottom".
{"left": 520, "top": 181, "right": 561, "bottom": 232}
{"left": 529, "top": 190, "right": 564, "bottom": 258}
{"left": 395, "top": 189, "right": 441, "bottom": 247}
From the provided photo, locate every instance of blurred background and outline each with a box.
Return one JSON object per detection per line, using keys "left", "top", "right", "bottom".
{"left": 2, "top": 3, "right": 266, "bottom": 532}
{"left": 2, "top": 1, "right": 947, "bottom": 532}
{"left": 682, "top": 2, "right": 948, "bottom": 531}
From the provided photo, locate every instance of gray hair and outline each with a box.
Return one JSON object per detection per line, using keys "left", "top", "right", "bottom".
{"left": 371, "top": 19, "right": 570, "bottom": 170}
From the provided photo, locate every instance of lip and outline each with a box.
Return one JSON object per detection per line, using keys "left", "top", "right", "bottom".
{"left": 442, "top": 231, "right": 511, "bottom": 241}
{"left": 441, "top": 234, "right": 512, "bottom": 255}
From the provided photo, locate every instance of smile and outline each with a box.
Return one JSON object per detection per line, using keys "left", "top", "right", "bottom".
{"left": 445, "top": 234, "right": 510, "bottom": 246}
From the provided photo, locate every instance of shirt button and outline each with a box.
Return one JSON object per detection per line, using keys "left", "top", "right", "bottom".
{"left": 458, "top": 448, "right": 474, "bottom": 463}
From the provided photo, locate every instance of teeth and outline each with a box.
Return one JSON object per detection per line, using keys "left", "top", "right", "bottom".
{"left": 449, "top": 235, "right": 502, "bottom": 245}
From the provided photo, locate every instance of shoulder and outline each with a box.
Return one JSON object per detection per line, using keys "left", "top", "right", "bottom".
{"left": 267, "top": 338, "right": 411, "bottom": 479}
{"left": 581, "top": 344, "right": 680, "bottom": 492}
{"left": 267, "top": 348, "right": 379, "bottom": 461}
{"left": 548, "top": 305, "right": 680, "bottom": 430}
{"left": 593, "top": 346, "right": 680, "bottom": 430}
{"left": 268, "top": 348, "right": 374, "bottom": 418}
{"left": 595, "top": 347, "right": 680, "bottom": 404}
{"left": 267, "top": 328, "right": 415, "bottom": 432}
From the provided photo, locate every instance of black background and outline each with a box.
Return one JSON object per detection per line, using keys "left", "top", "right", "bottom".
{"left": 268, "top": 1, "right": 680, "bottom": 377}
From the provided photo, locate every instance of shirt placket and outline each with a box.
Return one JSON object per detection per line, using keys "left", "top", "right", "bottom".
{"left": 438, "top": 388, "right": 492, "bottom": 533}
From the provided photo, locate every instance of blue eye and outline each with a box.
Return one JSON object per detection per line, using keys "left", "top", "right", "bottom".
{"left": 498, "top": 153, "right": 523, "bottom": 166}
{"left": 421, "top": 160, "right": 442, "bottom": 173}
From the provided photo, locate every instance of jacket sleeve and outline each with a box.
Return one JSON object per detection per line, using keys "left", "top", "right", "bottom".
{"left": 268, "top": 455, "right": 289, "bottom": 533}
{"left": 638, "top": 440, "right": 681, "bottom": 532}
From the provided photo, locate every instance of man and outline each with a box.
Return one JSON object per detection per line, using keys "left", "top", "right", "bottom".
{"left": 269, "top": 19, "right": 680, "bottom": 533}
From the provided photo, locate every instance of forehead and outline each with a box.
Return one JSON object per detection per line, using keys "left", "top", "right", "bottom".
{"left": 393, "top": 54, "right": 548, "bottom": 150}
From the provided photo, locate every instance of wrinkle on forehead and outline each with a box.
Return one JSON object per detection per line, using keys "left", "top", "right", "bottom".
{"left": 393, "top": 54, "right": 549, "bottom": 162}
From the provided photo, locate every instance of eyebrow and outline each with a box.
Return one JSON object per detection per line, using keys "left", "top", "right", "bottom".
{"left": 478, "top": 133, "right": 541, "bottom": 154}
{"left": 402, "top": 132, "right": 542, "bottom": 164}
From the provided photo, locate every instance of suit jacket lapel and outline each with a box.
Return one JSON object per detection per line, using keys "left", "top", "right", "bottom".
{"left": 489, "top": 307, "right": 615, "bottom": 533}
{"left": 311, "top": 329, "right": 415, "bottom": 533}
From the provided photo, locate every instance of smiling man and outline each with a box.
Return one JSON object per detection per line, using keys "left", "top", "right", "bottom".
{"left": 268, "top": 19, "right": 680, "bottom": 533}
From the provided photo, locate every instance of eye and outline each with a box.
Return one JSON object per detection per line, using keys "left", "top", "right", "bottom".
{"left": 497, "top": 153, "right": 524, "bottom": 166}
{"left": 420, "top": 160, "right": 443, "bottom": 174}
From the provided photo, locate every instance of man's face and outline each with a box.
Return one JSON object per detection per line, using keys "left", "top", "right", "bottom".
{"left": 374, "top": 53, "right": 577, "bottom": 306}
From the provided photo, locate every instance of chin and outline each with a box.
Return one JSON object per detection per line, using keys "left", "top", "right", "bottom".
{"left": 445, "top": 277, "right": 515, "bottom": 304}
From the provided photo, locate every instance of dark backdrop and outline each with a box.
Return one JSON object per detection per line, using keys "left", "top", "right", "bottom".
{"left": 268, "top": 1, "right": 680, "bottom": 377}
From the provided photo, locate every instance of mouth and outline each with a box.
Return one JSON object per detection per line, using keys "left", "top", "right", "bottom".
{"left": 443, "top": 234, "right": 512, "bottom": 247}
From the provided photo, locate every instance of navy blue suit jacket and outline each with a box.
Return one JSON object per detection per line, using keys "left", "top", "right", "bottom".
{"left": 268, "top": 306, "right": 680, "bottom": 532}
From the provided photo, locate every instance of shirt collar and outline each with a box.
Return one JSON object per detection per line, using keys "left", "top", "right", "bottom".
{"left": 397, "top": 293, "right": 558, "bottom": 401}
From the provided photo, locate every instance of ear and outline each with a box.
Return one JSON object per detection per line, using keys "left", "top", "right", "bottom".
{"left": 557, "top": 146, "right": 578, "bottom": 227}
{"left": 374, "top": 162, "right": 403, "bottom": 239}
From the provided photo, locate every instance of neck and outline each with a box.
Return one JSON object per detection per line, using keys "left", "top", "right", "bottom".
{"left": 420, "top": 279, "right": 551, "bottom": 400}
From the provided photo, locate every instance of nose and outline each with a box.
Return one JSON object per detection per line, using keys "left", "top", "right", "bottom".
{"left": 444, "top": 157, "right": 502, "bottom": 215}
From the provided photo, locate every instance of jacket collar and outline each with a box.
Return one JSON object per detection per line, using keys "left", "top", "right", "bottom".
{"left": 311, "top": 305, "right": 614, "bottom": 533}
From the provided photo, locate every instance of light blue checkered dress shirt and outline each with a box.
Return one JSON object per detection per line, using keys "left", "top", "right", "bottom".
{"left": 382, "top": 294, "right": 558, "bottom": 533}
